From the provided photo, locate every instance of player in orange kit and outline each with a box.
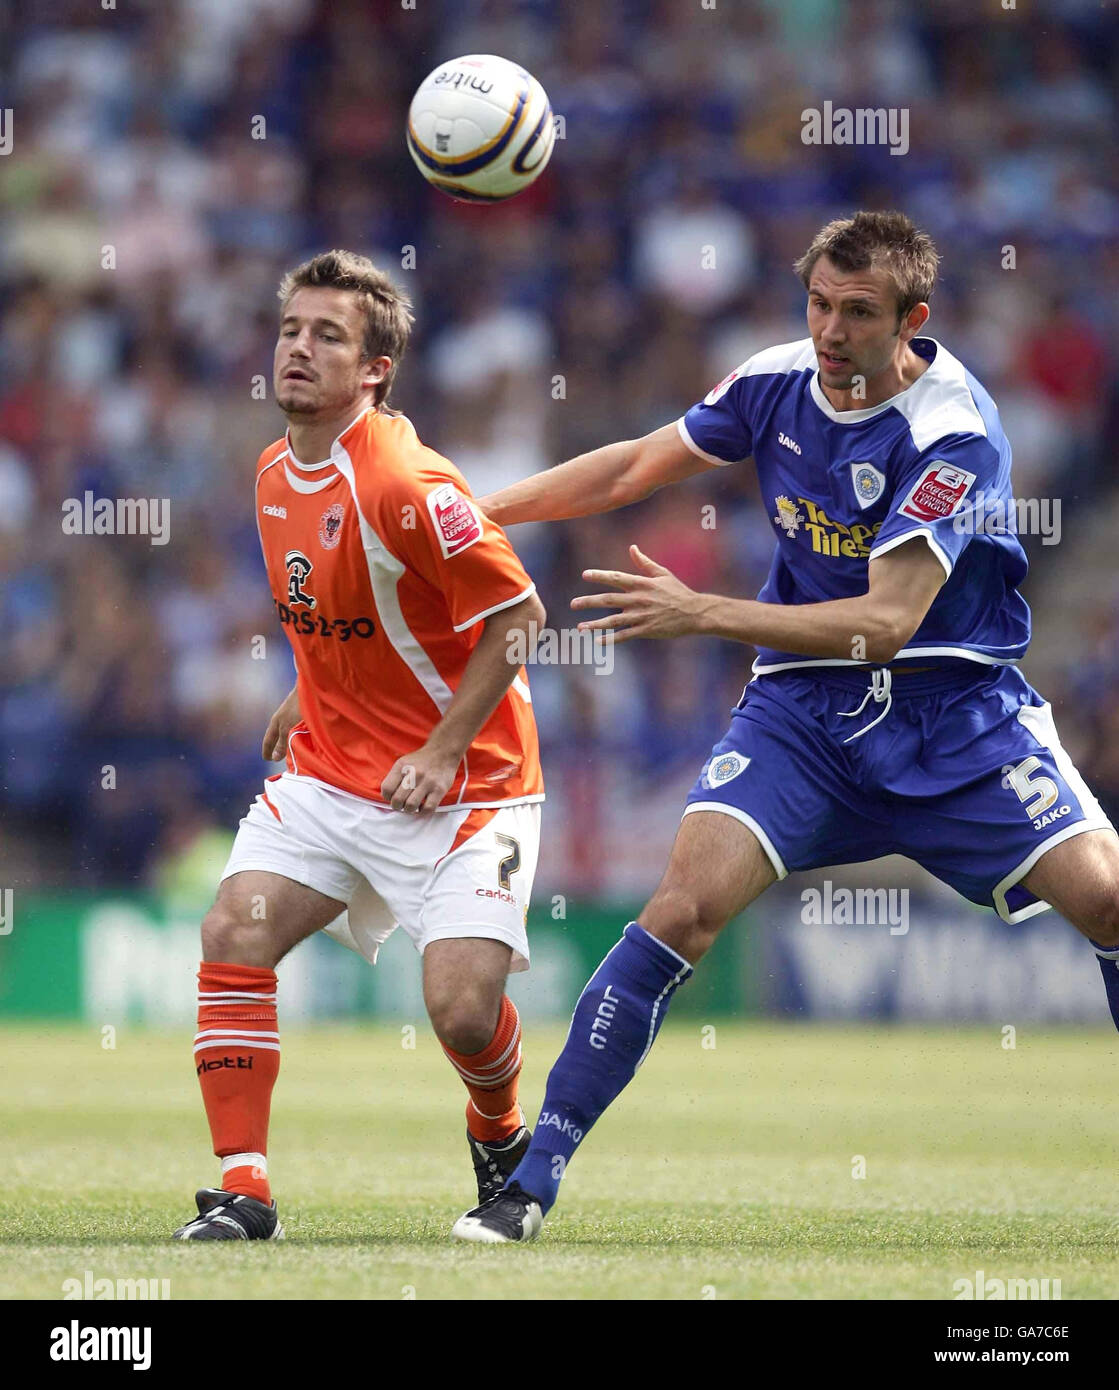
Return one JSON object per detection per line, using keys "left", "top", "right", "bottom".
{"left": 173, "top": 250, "right": 546, "bottom": 1241}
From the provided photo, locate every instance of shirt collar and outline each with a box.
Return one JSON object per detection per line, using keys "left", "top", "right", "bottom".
{"left": 284, "top": 406, "right": 372, "bottom": 469}
{"left": 808, "top": 337, "right": 940, "bottom": 425}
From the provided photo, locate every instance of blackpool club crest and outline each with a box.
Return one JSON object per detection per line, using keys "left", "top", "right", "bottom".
{"left": 319, "top": 502, "right": 345, "bottom": 549}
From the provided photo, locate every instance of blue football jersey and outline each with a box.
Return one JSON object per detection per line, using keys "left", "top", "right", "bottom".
{"left": 678, "top": 336, "right": 1030, "bottom": 672}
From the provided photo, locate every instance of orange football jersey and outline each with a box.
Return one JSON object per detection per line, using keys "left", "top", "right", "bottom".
{"left": 254, "top": 407, "right": 543, "bottom": 809}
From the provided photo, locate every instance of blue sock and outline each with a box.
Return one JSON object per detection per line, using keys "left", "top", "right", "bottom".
{"left": 509, "top": 922, "right": 692, "bottom": 1213}
{"left": 1091, "top": 939, "right": 1119, "bottom": 1031}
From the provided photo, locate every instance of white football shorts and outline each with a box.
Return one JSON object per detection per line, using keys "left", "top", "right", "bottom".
{"left": 220, "top": 772, "right": 541, "bottom": 971}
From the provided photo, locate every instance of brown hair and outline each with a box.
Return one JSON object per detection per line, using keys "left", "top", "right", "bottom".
{"left": 278, "top": 250, "right": 414, "bottom": 407}
{"left": 793, "top": 211, "right": 939, "bottom": 317}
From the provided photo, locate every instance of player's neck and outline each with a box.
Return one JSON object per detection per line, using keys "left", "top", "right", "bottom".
{"left": 822, "top": 344, "right": 931, "bottom": 413}
{"left": 285, "top": 403, "right": 372, "bottom": 465}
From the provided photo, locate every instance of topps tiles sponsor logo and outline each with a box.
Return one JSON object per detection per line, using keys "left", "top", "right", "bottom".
{"left": 777, "top": 496, "right": 883, "bottom": 557}
{"left": 61, "top": 491, "right": 170, "bottom": 546}
{"left": 50, "top": 1320, "right": 152, "bottom": 1370}
{"left": 801, "top": 101, "right": 909, "bottom": 156}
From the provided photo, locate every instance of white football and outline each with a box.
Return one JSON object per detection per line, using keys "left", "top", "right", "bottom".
{"left": 407, "top": 54, "right": 555, "bottom": 203}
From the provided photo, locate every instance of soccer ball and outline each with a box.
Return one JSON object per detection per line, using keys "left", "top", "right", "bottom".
{"left": 406, "top": 54, "right": 555, "bottom": 203}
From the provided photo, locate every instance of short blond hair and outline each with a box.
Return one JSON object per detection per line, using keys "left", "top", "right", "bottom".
{"left": 278, "top": 250, "right": 414, "bottom": 407}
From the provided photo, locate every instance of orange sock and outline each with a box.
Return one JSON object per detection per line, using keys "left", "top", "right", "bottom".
{"left": 194, "top": 961, "right": 279, "bottom": 1203}
{"left": 441, "top": 994, "right": 524, "bottom": 1143}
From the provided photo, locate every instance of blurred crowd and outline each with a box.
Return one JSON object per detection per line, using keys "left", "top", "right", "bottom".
{"left": 1, "top": 0, "right": 1117, "bottom": 898}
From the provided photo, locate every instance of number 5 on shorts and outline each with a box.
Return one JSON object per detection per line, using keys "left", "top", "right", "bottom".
{"left": 1002, "top": 756, "right": 1059, "bottom": 820}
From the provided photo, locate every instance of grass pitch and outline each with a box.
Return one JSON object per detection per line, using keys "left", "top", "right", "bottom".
{"left": 1, "top": 1021, "right": 1117, "bottom": 1300}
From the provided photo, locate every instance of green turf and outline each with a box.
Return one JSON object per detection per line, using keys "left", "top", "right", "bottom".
{"left": 1, "top": 1021, "right": 1116, "bottom": 1299}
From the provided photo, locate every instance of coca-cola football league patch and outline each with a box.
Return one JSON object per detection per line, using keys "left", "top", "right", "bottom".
{"left": 426, "top": 483, "right": 483, "bottom": 559}
{"left": 703, "top": 365, "right": 742, "bottom": 406}
{"left": 899, "top": 462, "right": 977, "bottom": 523}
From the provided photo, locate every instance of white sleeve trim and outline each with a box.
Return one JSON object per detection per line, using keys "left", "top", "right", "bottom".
{"left": 452, "top": 582, "right": 537, "bottom": 633}
{"left": 675, "top": 416, "right": 743, "bottom": 467}
{"left": 868, "top": 527, "right": 953, "bottom": 582}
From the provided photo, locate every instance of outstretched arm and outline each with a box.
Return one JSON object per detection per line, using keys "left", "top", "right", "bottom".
{"left": 574, "top": 540, "right": 946, "bottom": 664}
{"left": 478, "top": 422, "right": 718, "bottom": 526}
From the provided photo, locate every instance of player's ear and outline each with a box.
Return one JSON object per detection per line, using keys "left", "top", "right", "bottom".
{"left": 898, "top": 301, "right": 930, "bottom": 341}
{"left": 361, "top": 354, "right": 393, "bottom": 392}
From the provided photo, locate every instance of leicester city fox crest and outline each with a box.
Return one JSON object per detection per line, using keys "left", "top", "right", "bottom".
{"left": 705, "top": 751, "right": 750, "bottom": 787}
{"left": 851, "top": 462, "right": 885, "bottom": 508}
{"left": 284, "top": 549, "right": 316, "bottom": 608}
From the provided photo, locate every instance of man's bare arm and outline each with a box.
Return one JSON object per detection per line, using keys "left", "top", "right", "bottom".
{"left": 262, "top": 684, "right": 301, "bottom": 760}
{"left": 574, "top": 539, "right": 947, "bottom": 664}
{"left": 381, "top": 590, "right": 546, "bottom": 812}
{"left": 478, "top": 422, "right": 718, "bottom": 526}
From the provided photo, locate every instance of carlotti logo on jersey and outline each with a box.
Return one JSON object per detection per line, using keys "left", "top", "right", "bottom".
{"left": 426, "top": 483, "right": 482, "bottom": 559}
{"left": 900, "top": 462, "right": 976, "bottom": 522}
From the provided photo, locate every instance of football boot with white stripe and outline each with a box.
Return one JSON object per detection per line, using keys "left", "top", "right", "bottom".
{"left": 451, "top": 1180, "right": 544, "bottom": 1244}
{"left": 172, "top": 1188, "right": 284, "bottom": 1241}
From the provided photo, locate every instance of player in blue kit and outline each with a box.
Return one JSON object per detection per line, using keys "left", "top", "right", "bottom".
{"left": 449, "top": 211, "right": 1119, "bottom": 1243}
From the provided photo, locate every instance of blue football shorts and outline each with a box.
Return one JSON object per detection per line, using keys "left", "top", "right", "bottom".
{"left": 683, "top": 663, "right": 1114, "bottom": 923}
